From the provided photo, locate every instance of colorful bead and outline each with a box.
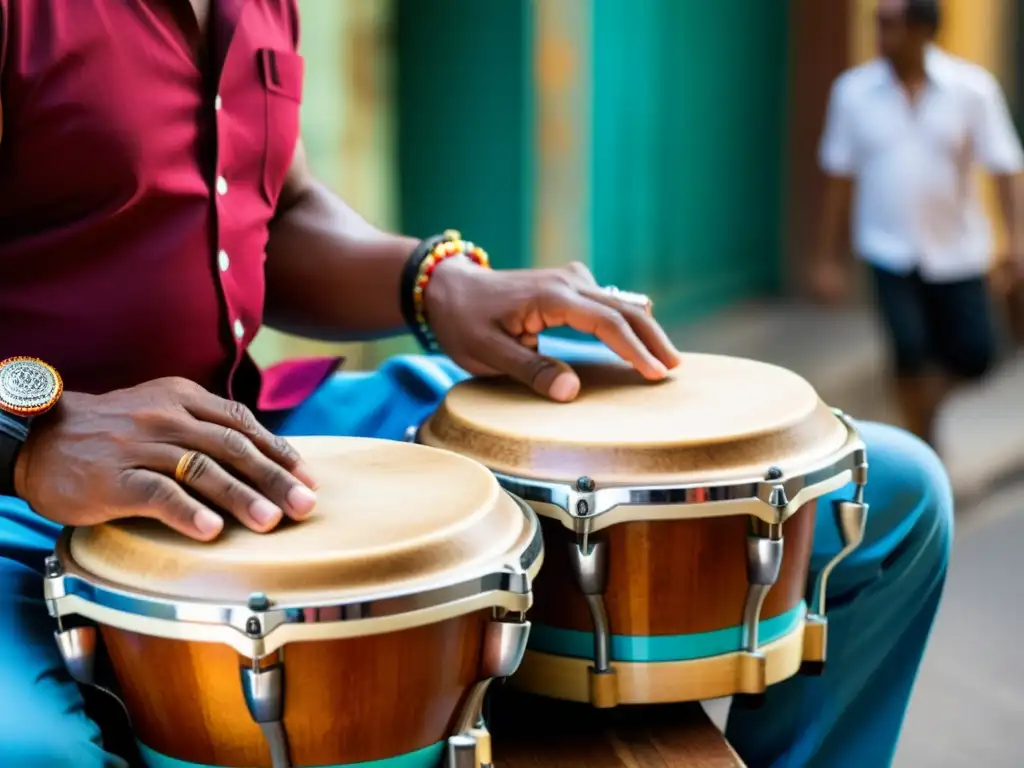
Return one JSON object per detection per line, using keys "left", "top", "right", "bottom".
{"left": 410, "top": 231, "right": 493, "bottom": 351}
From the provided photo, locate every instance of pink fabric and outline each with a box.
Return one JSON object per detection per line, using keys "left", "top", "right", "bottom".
{"left": 0, "top": 0, "right": 336, "bottom": 411}
{"left": 256, "top": 356, "right": 342, "bottom": 412}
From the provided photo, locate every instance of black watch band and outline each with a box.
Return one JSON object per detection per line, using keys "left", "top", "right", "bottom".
{"left": 0, "top": 357, "right": 65, "bottom": 499}
{"left": 0, "top": 413, "right": 29, "bottom": 498}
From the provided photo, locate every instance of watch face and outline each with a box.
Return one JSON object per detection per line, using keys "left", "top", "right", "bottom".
{"left": 0, "top": 357, "right": 64, "bottom": 417}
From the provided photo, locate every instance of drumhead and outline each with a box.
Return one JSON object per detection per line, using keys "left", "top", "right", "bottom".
{"left": 419, "top": 355, "right": 849, "bottom": 484}
{"left": 68, "top": 437, "right": 529, "bottom": 604}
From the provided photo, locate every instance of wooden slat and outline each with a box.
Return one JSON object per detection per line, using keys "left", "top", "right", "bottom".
{"left": 489, "top": 689, "right": 745, "bottom": 768}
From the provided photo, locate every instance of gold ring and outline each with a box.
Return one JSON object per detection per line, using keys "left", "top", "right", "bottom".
{"left": 602, "top": 285, "right": 653, "bottom": 313}
{"left": 174, "top": 450, "right": 201, "bottom": 483}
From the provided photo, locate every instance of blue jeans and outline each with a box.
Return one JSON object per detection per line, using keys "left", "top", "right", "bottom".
{"left": 0, "top": 340, "right": 953, "bottom": 768}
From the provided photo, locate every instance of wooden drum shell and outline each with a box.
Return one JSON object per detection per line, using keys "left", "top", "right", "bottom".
{"left": 102, "top": 611, "right": 488, "bottom": 766}
{"left": 530, "top": 505, "right": 815, "bottom": 638}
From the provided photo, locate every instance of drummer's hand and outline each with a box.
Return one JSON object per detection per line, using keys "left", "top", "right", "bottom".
{"left": 14, "top": 379, "right": 319, "bottom": 541}
{"left": 425, "top": 258, "right": 682, "bottom": 401}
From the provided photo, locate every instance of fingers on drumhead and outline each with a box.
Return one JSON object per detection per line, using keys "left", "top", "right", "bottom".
{"left": 124, "top": 469, "right": 226, "bottom": 541}
{"left": 522, "top": 354, "right": 579, "bottom": 401}
{"left": 183, "top": 392, "right": 318, "bottom": 490}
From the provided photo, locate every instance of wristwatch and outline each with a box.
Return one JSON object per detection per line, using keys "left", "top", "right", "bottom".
{"left": 0, "top": 357, "right": 64, "bottom": 498}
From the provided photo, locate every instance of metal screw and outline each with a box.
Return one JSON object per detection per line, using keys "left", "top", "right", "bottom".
{"left": 247, "top": 592, "right": 271, "bottom": 612}
{"left": 245, "top": 617, "right": 262, "bottom": 637}
{"left": 766, "top": 466, "right": 783, "bottom": 480}
{"left": 44, "top": 556, "right": 62, "bottom": 578}
{"left": 576, "top": 476, "right": 595, "bottom": 493}
{"left": 576, "top": 499, "right": 590, "bottom": 516}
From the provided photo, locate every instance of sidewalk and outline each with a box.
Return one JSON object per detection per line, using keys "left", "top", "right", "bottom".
{"left": 668, "top": 300, "right": 1024, "bottom": 497}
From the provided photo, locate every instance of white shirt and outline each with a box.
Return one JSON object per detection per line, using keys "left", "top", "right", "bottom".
{"left": 819, "top": 46, "right": 1024, "bottom": 282}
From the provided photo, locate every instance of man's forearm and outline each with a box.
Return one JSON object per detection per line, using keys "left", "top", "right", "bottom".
{"left": 996, "top": 173, "right": 1024, "bottom": 257}
{"left": 264, "top": 177, "right": 419, "bottom": 342}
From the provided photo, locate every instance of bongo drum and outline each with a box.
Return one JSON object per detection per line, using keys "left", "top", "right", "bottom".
{"left": 417, "top": 355, "right": 868, "bottom": 708}
{"left": 43, "top": 437, "right": 542, "bottom": 768}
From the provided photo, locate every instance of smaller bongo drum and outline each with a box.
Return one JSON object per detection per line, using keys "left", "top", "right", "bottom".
{"left": 44, "top": 437, "right": 542, "bottom": 768}
{"left": 418, "top": 355, "right": 868, "bottom": 709}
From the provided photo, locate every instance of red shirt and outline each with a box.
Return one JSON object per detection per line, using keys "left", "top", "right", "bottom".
{"left": 0, "top": 0, "right": 338, "bottom": 413}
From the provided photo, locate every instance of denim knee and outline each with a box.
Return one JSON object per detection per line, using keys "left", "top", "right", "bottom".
{"left": 861, "top": 421, "right": 954, "bottom": 569}
{"left": 0, "top": 711, "right": 118, "bottom": 768}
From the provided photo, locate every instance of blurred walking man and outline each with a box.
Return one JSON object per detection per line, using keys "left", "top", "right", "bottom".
{"left": 812, "top": 0, "right": 1024, "bottom": 444}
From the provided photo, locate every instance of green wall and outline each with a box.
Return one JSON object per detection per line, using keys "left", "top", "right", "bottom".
{"left": 589, "top": 0, "right": 790, "bottom": 325}
{"left": 396, "top": 0, "right": 790, "bottom": 326}
{"left": 395, "top": 0, "right": 533, "bottom": 270}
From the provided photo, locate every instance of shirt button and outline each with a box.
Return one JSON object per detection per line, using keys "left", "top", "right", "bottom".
{"left": 214, "top": 94, "right": 223, "bottom": 111}
{"left": 218, "top": 249, "right": 230, "bottom": 272}
{"left": 233, "top": 319, "right": 245, "bottom": 340}
{"left": 216, "top": 176, "right": 229, "bottom": 196}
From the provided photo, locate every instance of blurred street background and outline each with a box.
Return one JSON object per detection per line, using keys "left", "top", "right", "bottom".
{"left": 253, "top": 1, "right": 1024, "bottom": 765}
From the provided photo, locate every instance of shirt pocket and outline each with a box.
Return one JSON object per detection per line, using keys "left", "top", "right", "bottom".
{"left": 259, "top": 48, "right": 304, "bottom": 207}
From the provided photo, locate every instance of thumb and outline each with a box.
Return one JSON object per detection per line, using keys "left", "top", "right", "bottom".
{"left": 484, "top": 334, "right": 581, "bottom": 402}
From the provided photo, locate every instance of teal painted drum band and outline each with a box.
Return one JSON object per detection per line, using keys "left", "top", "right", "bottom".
{"left": 527, "top": 602, "right": 806, "bottom": 663}
{"left": 137, "top": 739, "right": 446, "bottom": 768}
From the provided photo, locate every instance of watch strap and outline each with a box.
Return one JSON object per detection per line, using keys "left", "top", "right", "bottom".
{"left": 0, "top": 413, "right": 28, "bottom": 498}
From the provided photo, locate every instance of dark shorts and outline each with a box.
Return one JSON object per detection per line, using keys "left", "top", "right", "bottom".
{"left": 871, "top": 265, "right": 996, "bottom": 379}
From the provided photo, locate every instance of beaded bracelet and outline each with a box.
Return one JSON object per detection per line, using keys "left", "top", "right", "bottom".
{"left": 403, "top": 230, "right": 490, "bottom": 352}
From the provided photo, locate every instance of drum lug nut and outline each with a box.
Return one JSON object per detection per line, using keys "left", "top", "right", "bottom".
{"left": 765, "top": 466, "right": 783, "bottom": 481}
{"left": 245, "top": 617, "right": 263, "bottom": 637}
{"left": 44, "top": 555, "right": 62, "bottom": 578}
{"left": 575, "top": 476, "right": 596, "bottom": 516}
{"left": 576, "top": 476, "right": 595, "bottom": 493}
{"left": 247, "top": 592, "right": 271, "bottom": 612}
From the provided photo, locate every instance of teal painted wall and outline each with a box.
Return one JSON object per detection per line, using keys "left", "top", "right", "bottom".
{"left": 395, "top": 0, "right": 533, "bottom": 270}
{"left": 590, "top": 0, "right": 790, "bottom": 325}
{"left": 395, "top": 0, "right": 789, "bottom": 325}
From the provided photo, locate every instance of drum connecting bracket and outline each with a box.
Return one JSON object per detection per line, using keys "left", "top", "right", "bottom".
{"left": 796, "top": 412, "right": 869, "bottom": 676}
{"left": 44, "top": 555, "right": 137, "bottom": 731}
{"left": 449, "top": 610, "right": 529, "bottom": 768}
{"left": 566, "top": 486, "right": 619, "bottom": 708}
{"left": 802, "top": 478, "right": 869, "bottom": 675}
{"left": 240, "top": 592, "right": 293, "bottom": 768}
{"left": 44, "top": 556, "right": 98, "bottom": 687}
{"left": 737, "top": 514, "right": 785, "bottom": 697}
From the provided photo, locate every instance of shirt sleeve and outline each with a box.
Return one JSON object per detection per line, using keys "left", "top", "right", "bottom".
{"left": 971, "top": 71, "right": 1024, "bottom": 175}
{"left": 818, "top": 78, "right": 857, "bottom": 177}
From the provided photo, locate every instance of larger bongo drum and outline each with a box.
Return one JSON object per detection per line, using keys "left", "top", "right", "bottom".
{"left": 418, "top": 355, "right": 868, "bottom": 708}
{"left": 44, "top": 437, "right": 542, "bottom": 768}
